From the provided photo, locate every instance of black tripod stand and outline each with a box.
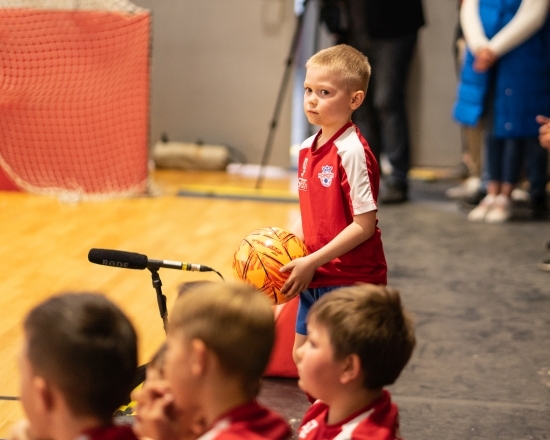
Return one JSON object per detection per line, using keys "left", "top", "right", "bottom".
{"left": 255, "top": 0, "right": 314, "bottom": 189}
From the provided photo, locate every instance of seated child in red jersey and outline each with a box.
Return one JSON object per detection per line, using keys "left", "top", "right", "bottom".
{"left": 296, "top": 284, "right": 416, "bottom": 440}
{"left": 14, "top": 292, "right": 139, "bottom": 440}
{"left": 278, "top": 44, "right": 387, "bottom": 364}
{"left": 133, "top": 281, "right": 292, "bottom": 440}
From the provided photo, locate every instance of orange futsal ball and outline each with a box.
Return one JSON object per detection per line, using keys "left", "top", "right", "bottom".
{"left": 232, "top": 227, "right": 308, "bottom": 305}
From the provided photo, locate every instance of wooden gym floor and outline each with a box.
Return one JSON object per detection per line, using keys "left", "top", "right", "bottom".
{"left": 0, "top": 169, "right": 301, "bottom": 437}
{"left": 0, "top": 169, "right": 549, "bottom": 439}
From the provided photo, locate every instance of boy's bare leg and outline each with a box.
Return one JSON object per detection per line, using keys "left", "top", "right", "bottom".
{"left": 292, "top": 333, "right": 307, "bottom": 365}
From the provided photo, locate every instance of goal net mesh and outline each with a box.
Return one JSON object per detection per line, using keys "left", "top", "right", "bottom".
{"left": 0, "top": 0, "right": 150, "bottom": 199}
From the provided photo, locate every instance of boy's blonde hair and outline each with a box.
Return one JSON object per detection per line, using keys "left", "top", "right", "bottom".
{"left": 169, "top": 281, "right": 274, "bottom": 397}
{"left": 308, "top": 284, "right": 415, "bottom": 390}
{"left": 306, "top": 44, "right": 371, "bottom": 93}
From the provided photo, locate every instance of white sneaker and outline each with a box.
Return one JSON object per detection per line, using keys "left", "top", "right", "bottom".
{"left": 468, "top": 194, "right": 495, "bottom": 222}
{"left": 446, "top": 177, "right": 482, "bottom": 199}
{"left": 511, "top": 188, "right": 530, "bottom": 202}
{"left": 485, "top": 195, "right": 512, "bottom": 223}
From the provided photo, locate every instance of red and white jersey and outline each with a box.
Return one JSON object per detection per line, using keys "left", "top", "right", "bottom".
{"left": 297, "top": 122, "right": 387, "bottom": 287}
{"left": 297, "top": 390, "right": 403, "bottom": 440}
{"left": 196, "top": 400, "right": 292, "bottom": 440}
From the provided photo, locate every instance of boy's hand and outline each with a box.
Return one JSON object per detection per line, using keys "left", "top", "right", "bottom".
{"left": 536, "top": 115, "right": 550, "bottom": 149}
{"left": 279, "top": 255, "right": 317, "bottom": 300}
{"left": 133, "top": 379, "right": 181, "bottom": 440}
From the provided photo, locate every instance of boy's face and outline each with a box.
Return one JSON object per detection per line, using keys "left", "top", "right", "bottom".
{"left": 303, "top": 66, "right": 362, "bottom": 133}
{"left": 295, "top": 319, "right": 345, "bottom": 402}
{"left": 19, "top": 337, "right": 50, "bottom": 439}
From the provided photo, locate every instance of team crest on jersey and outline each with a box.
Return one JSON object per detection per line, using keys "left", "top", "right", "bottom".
{"left": 318, "top": 165, "right": 334, "bottom": 187}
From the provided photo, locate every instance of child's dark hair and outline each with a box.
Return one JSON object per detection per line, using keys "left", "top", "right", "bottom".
{"left": 309, "top": 284, "right": 415, "bottom": 389}
{"left": 24, "top": 292, "right": 138, "bottom": 420}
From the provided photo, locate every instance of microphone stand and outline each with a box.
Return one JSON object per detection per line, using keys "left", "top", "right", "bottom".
{"left": 148, "top": 268, "right": 169, "bottom": 334}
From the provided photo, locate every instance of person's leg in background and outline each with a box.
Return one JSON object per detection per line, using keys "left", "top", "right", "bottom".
{"left": 345, "top": 0, "right": 418, "bottom": 203}
{"left": 447, "top": 123, "right": 487, "bottom": 202}
{"left": 524, "top": 136, "right": 549, "bottom": 219}
{"left": 447, "top": 23, "right": 486, "bottom": 202}
{"left": 482, "top": 138, "right": 523, "bottom": 223}
{"left": 345, "top": 0, "right": 380, "bottom": 166}
{"left": 356, "top": 34, "right": 417, "bottom": 203}
{"left": 468, "top": 132, "right": 506, "bottom": 222}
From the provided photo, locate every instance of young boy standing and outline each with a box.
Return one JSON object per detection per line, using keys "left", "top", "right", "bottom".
{"left": 280, "top": 44, "right": 387, "bottom": 362}
{"left": 16, "top": 292, "right": 139, "bottom": 440}
{"left": 295, "top": 284, "right": 416, "bottom": 439}
{"left": 133, "top": 281, "right": 292, "bottom": 440}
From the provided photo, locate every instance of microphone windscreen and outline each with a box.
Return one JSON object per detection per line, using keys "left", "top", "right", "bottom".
{"left": 88, "top": 248, "right": 148, "bottom": 270}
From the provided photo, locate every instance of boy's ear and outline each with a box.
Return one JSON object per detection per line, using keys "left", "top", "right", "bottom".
{"left": 190, "top": 339, "right": 208, "bottom": 377}
{"left": 350, "top": 91, "right": 365, "bottom": 110}
{"left": 33, "top": 376, "right": 55, "bottom": 413}
{"left": 339, "top": 353, "right": 362, "bottom": 385}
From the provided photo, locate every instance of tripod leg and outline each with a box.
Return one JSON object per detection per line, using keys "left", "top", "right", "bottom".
{"left": 255, "top": 0, "right": 311, "bottom": 189}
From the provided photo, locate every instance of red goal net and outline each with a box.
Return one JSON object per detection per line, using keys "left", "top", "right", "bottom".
{"left": 0, "top": 0, "right": 151, "bottom": 199}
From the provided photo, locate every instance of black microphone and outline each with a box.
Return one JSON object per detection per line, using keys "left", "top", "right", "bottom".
{"left": 88, "top": 248, "right": 214, "bottom": 272}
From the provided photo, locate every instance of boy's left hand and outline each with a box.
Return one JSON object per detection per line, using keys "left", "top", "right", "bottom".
{"left": 279, "top": 255, "right": 317, "bottom": 300}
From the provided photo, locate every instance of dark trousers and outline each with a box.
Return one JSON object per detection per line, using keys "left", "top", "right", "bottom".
{"left": 486, "top": 135, "right": 548, "bottom": 203}
{"left": 346, "top": 1, "right": 418, "bottom": 188}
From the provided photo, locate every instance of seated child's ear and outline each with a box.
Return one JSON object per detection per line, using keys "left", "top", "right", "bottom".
{"left": 340, "top": 353, "right": 363, "bottom": 385}
{"left": 190, "top": 339, "right": 209, "bottom": 376}
{"left": 33, "top": 376, "right": 55, "bottom": 412}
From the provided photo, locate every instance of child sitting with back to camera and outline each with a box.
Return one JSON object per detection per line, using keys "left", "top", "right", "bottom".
{"left": 295, "top": 284, "right": 416, "bottom": 439}
{"left": 132, "top": 281, "right": 292, "bottom": 440}
{"left": 10, "top": 292, "right": 139, "bottom": 440}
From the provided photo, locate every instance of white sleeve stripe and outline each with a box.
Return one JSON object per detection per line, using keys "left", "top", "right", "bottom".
{"left": 335, "top": 127, "right": 376, "bottom": 214}
{"left": 354, "top": 200, "right": 378, "bottom": 214}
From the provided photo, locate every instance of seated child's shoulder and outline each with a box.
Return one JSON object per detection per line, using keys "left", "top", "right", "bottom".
{"left": 204, "top": 401, "right": 291, "bottom": 440}
{"left": 79, "top": 425, "right": 138, "bottom": 440}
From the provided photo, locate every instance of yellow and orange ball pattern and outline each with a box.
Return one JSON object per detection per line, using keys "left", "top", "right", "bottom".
{"left": 232, "top": 227, "right": 308, "bottom": 305}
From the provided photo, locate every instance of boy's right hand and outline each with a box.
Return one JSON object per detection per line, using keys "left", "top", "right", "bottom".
{"left": 133, "top": 379, "right": 181, "bottom": 440}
